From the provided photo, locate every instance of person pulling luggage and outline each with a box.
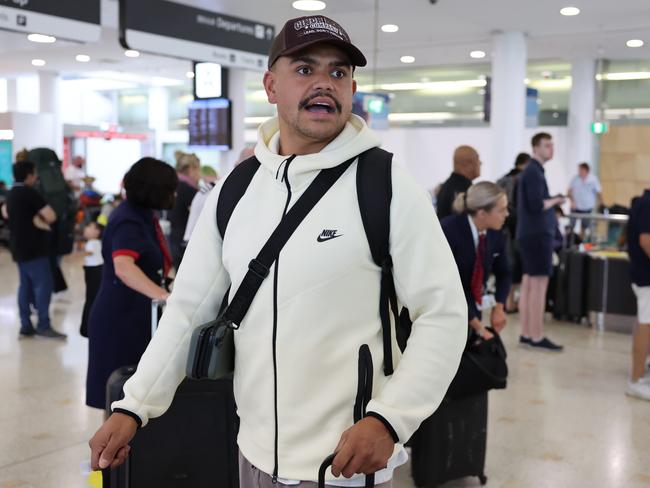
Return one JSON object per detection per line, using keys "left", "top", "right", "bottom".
{"left": 89, "top": 15, "right": 467, "bottom": 487}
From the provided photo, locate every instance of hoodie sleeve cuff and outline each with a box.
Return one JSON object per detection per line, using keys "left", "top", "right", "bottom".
{"left": 112, "top": 408, "right": 143, "bottom": 428}
{"left": 366, "top": 411, "right": 399, "bottom": 443}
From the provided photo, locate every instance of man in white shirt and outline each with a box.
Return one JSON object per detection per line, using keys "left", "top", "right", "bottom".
{"left": 568, "top": 163, "right": 602, "bottom": 233}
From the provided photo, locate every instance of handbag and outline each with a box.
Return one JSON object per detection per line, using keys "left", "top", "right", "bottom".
{"left": 445, "top": 327, "right": 508, "bottom": 399}
{"left": 186, "top": 156, "right": 356, "bottom": 381}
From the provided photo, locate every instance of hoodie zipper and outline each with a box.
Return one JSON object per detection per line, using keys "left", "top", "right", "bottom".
{"left": 272, "top": 155, "right": 295, "bottom": 483}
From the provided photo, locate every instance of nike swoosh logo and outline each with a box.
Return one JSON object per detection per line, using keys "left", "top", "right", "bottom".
{"left": 317, "top": 234, "right": 343, "bottom": 243}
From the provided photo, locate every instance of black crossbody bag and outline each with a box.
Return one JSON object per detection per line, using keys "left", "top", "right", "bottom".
{"left": 186, "top": 156, "right": 356, "bottom": 381}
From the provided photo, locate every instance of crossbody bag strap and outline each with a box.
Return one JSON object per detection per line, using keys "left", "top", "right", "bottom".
{"left": 223, "top": 156, "right": 356, "bottom": 328}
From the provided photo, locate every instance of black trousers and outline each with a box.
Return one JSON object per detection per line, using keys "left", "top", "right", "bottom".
{"left": 80, "top": 265, "right": 103, "bottom": 337}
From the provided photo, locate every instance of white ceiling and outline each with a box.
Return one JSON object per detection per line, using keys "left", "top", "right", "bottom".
{"left": 0, "top": 0, "right": 648, "bottom": 81}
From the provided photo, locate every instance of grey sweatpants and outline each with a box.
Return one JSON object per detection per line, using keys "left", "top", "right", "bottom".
{"left": 238, "top": 452, "right": 393, "bottom": 488}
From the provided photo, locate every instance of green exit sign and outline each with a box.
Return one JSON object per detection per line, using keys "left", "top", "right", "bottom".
{"left": 591, "top": 122, "right": 609, "bottom": 134}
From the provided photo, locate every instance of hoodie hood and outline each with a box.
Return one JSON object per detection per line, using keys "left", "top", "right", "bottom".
{"left": 254, "top": 114, "right": 381, "bottom": 185}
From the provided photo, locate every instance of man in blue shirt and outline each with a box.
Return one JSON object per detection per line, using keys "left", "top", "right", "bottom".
{"left": 626, "top": 189, "right": 650, "bottom": 401}
{"left": 568, "top": 162, "right": 602, "bottom": 236}
{"left": 516, "top": 133, "right": 566, "bottom": 352}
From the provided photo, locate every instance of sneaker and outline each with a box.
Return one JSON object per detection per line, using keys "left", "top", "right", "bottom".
{"left": 519, "top": 336, "right": 532, "bottom": 347}
{"left": 35, "top": 328, "right": 68, "bottom": 340}
{"left": 529, "top": 337, "right": 564, "bottom": 352}
{"left": 626, "top": 380, "right": 650, "bottom": 401}
{"left": 19, "top": 327, "right": 35, "bottom": 339}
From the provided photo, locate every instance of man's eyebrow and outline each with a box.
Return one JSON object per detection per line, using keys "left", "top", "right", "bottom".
{"left": 289, "top": 56, "right": 352, "bottom": 69}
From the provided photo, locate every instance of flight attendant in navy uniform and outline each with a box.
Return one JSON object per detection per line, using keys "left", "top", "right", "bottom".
{"left": 441, "top": 182, "right": 512, "bottom": 339}
{"left": 86, "top": 158, "right": 177, "bottom": 409}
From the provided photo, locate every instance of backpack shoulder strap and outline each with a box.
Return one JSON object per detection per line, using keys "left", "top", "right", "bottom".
{"left": 357, "top": 147, "right": 393, "bottom": 267}
{"left": 216, "top": 156, "right": 260, "bottom": 239}
{"left": 356, "top": 147, "right": 399, "bottom": 376}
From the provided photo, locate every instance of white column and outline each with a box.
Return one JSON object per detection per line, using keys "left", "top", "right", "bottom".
{"left": 226, "top": 67, "right": 248, "bottom": 174}
{"left": 6, "top": 79, "right": 18, "bottom": 112}
{"left": 148, "top": 86, "right": 169, "bottom": 159}
{"left": 490, "top": 31, "right": 527, "bottom": 180}
{"left": 568, "top": 59, "right": 597, "bottom": 173}
{"left": 38, "top": 71, "right": 63, "bottom": 156}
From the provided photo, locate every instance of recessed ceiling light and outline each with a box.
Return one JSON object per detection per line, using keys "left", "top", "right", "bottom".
{"left": 400, "top": 55, "right": 415, "bottom": 64}
{"left": 381, "top": 24, "right": 399, "bottom": 33}
{"left": 626, "top": 39, "right": 644, "bottom": 48}
{"left": 560, "top": 7, "right": 580, "bottom": 16}
{"left": 125, "top": 50, "right": 140, "bottom": 58}
{"left": 186, "top": 71, "right": 195, "bottom": 79}
{"left": 292, "top": 0, "right": 326, "bottom": 11}
{"left": 31, "top": 59, "right": 46, "bottom": 67}
{"left": 76, "top": 54, "right": 91, "bottom": 63}
{"left": 470, "top": 50, "right": 486, "bottom": 59}
{"left": 28, "top": 33, "right": 56, "bottom": 43}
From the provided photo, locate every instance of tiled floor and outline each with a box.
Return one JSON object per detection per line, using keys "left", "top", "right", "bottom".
{"left": 0, "top": 248, "right": 648, "bottom": 488}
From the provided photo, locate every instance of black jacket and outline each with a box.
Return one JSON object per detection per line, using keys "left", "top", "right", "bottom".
{"left": 441, "top": 214, "right": 512, "bottom": 321}
{"left": 436, "top": 172, "right": 472, "bottom": 220}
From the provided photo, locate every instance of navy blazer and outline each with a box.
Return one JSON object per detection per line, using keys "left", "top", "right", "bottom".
{"left": 516, "top": 159, "right": 556, "bottom": 238}
{"left": 441, "top": 214, "right": 512, "bottom": 321}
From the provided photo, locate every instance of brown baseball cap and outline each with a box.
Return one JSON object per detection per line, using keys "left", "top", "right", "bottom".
{"left": 268, "top": 15, "right": 367, "bottom": 69}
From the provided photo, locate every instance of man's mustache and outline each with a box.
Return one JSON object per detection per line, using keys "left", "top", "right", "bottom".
{"left": 298, "top": 92, "right": 342, "bottom": 112}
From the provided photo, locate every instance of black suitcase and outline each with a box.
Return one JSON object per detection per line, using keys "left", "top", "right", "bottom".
{"left": 551, "top": 250, "right": 588, "bottom": 322}
{"left": 102, "top": 301, "right": 240, "bottom": 488}
{"left": 410, "top": 392, "right": 488, "bottom": 488}
{"left": 103, "top": 372, "right": 239, "bottom": 488}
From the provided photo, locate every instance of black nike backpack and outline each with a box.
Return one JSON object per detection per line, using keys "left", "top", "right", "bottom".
{"left": 216, "top": 147, "right": 406, "bottom": 377}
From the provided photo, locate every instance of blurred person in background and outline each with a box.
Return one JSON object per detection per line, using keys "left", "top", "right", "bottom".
{"left": 3, "top": 161, "right": 66, "bottom": 339}
{"left": 436, "top": 145, "right": 482, "bottom": 220}
{"left": 497, "top": 152, "right": 531, "bottom": 312}
{"left": 65, "top": 156, "right": 86, "bottom": 197}
{"left": 79, "top": 221, "right": 104, "bottom": 338}
{"left": 441, "top": 182, "right": 511, "bottom": 339}
{"left": 568, "top": 162, "right": 602, "bottom": 237}
{"left": 169, "top": 152, "right": 200, "bottom": 269}
{"left": 626, "top": 189, "right": 650, "bottom": 401}
{"left": 183, "top": 165, "right": 219, "bottom": 243}
{"left": 516, "top": 133, "right": 566, "bottom": 352}
{"left": 86, "top": 158, "right": 176, "bottom": 410}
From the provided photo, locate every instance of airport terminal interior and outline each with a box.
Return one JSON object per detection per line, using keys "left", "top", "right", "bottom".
{"left": 1, "top": 1, "right": 649, "bottom": 487}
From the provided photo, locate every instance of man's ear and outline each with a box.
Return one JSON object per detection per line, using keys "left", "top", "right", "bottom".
{"left": 263, "top": 70, "right": 277, "bottom": 104}
{"left": 352, "top": 78, "right": 357, "bottom": 95}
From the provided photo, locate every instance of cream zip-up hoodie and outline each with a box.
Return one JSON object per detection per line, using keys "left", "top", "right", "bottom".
{"left": 113, "top": 115, "right": 467, "bottom": 482}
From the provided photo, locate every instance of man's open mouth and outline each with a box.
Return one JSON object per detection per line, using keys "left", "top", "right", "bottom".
{"left": 305, "top": 99, "right": 336, "bottom": 113}
{"left": 300, "top": 95, "right": 341, "bottom": 114}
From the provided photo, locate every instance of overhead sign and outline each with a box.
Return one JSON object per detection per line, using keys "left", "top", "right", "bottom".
{"left": 120, "top": 0, "right": 275, "bottom": 71}
{"left": 591, "top": 122, "right": 609, "bottom": 135}
{"left": 0, "top": 0, "right": 101, "bottom": 43}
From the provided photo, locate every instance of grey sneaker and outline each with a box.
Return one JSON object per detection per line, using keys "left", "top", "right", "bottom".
{"left": 35, "top": 328, "right": 68, "bottom": 340}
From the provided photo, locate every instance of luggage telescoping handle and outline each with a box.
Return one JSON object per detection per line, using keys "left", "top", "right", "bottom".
{"left": 318, "top": 453, "right": 374, "bottom": 488}
{"left": 151, "top": 299, "right": 166, "bottom": 337}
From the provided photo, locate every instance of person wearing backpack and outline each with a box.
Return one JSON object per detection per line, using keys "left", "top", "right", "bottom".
{"left": 89, "top": 15, "right": 467, "bottom": 487}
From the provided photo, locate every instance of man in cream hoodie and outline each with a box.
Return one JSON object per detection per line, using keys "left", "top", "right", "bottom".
{"left": 90, "top": 15, "right": 467, "bottom": 487}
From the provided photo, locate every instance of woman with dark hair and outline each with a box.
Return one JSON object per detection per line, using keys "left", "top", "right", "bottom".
{"left": 86, "top": 157, "right": 178, "bottom": 409}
